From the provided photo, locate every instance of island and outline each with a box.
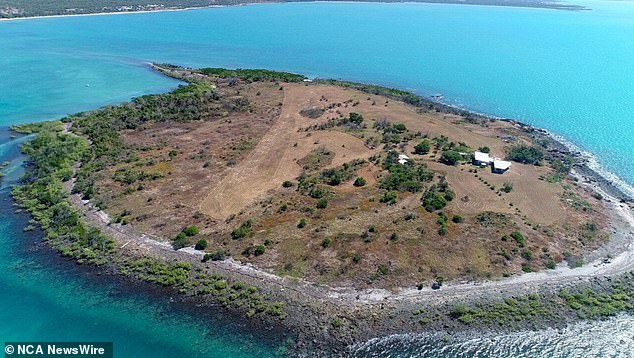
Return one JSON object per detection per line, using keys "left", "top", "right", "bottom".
{"left": 12, "top": 65, "right": 634, "bottom": 356}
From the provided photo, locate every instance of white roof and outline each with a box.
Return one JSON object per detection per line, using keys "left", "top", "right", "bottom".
{"left": 474, "top": 151, "right": 492, "bottom": 163}
{"left": 398, "top": 158, "right": 409, "bottom": 165}
{"left": 493, "top": 160, "right": 512, "bottom": 170}
{"left": 398, "top": 154, "right": 410, "bottom": 160}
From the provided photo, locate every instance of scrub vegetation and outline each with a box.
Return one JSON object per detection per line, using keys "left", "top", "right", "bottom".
{"left": 14, "top": 65, "right": 612, "bottom": 294}
{"left": 11, "top": 83, "right": 286, "bottom": 318}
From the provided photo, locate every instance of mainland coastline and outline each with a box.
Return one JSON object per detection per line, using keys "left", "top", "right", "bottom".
{"left": 0, "top": 0, "right": 589, "bottom": 22}
{"left": 10, "top": 65, "right": 634, "bottom": 356}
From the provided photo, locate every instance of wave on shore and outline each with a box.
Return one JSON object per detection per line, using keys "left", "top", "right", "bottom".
{"left": 351, "top": 313, "right": 634, "bottom": 357}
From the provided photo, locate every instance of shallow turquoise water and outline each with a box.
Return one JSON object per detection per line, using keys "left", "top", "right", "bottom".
{"left": 0, "top": 131, "right": 287, "bottom": 357}
{"left": 2, "top": 1, "right": 634, "bottom": 356}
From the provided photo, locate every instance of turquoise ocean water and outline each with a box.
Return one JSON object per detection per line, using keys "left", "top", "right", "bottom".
{"left": 1, "top": 1, "right": 634, "bottom": 356}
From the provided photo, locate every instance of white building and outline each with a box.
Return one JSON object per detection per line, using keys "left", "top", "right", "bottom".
{"left": 493, "top": 160, "right": 512, "bottom": 174}
{"left": 398, "top": 154, "right": 410, "bottom": 165}
{"left": 473, "top": 151, "right": 492, "bottom": 167}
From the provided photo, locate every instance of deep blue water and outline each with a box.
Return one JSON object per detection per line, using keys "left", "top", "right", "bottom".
{"left": 2, "top": 1, "right": 634, "bottom": 356}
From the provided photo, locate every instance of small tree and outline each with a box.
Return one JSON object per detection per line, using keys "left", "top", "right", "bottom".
{"left": 414, "top": 140, "right": 431, "bottom": 155}
{"left": 348, "top": 112, "right": 364, "bottom": 125}
{"left": 353, "top": 177, "right": 367, "bottom": 187}
{"left": 297, "top": 218, "right": 307, "bottom": 228}
{"left": 511, "top": 231, "right": 526, "bottom": 247}
{"left": 316, "top": 198, "right": 328, "bottom": 209}
{"left": 182, "top": 225, "right": 200, "bottom": 236}
{"left": 440, "top": 150, "right": 462, "bottom": 166}
{"left": 310, "top": 187, "right": 325, "bottom": 199}
{"left": 195, "top": 239, "right": 208, "bottom": 250}
{"left": 254, "top": 245, "right": 266, "bottom": 256}
{"left": 501, "top": 182, "right": 514, "bottom": 193}
{"left": 202, "top": 249, "right": 226, "bottom": 262}
{"left": 507, "top": 145, "right": 544, "bottom": 165}
{"left": 231, "top": 220, "right": 252, "bottom": 239}
{"left": 172, "top": 232, "right": 188, "bottom": 250}
{"left": 380, "top": 191, "right": 398, "bottom": 205}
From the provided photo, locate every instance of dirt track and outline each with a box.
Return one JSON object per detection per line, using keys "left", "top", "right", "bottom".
{"left": 198, "top": 84, "right": 374, "bottom": 220}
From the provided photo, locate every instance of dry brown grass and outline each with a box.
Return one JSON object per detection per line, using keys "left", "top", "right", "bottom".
{"left": 88, "top": 77, "right": 610, "bottom": 289}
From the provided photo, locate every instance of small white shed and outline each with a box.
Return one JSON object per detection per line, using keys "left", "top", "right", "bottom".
{"left": 473, "top": 151, "right": 492, "bottom": 167}
{"left": 493, "top": 160, "right": 512, "bottom": 174}
{"left": 398, "top": 154, "right": 410, "bottom": 165}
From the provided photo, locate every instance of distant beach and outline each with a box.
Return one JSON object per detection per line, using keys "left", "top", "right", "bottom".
{"left": 0, "top": 0, "right": 588, "bottom": 22}
{"left": 0, "top": 6, "right": 222, "bottom": 22}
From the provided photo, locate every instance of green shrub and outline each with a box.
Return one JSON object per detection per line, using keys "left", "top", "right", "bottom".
{"left": 254, "top": 245, "right": 266, "bottom": 256}
{"left": 231, "top": 220, "right": 253, "bottom": 240}
{"left": 316, "top": 198, "right": 328, "bottom": 209}
{"left": 380, "top": 152, "right": 434, "bottom": 192}
{"left": 353, "top": 177, "right": 367, "bottom": 187}
{"left": 501, "top": 182, "right": 514, "bottom": 193}
{"left": 282, "top": 180, "right": 294, "bottom": 188}
{"left": 327, "top": 175, "right": 341, "bottom": 186}
{"left": 507, "top": 145, "right": 544, "bottom": 165}
{"left": 452, "top": 215, "right": 464, "bottom": 223}
{"left": 309, "top": 187, "right": 325, "bottom": 199}
{"left": 173, "top": 232, "right": 189, "bottom": 249}
{"left": 297, "top": 218, "right": 307, "bottom": 229}
{"left": 321, "top": 238, "right": 332, "bottom": 248}
{"left": 450, "top": 304, "right": 471, "bottom": 319}
{"left": 352, "top": 253, "right": 361, "bottom": 263}
{"left": 440, "top": 150, "right": 462, "bottom": 165}
{"left": 380, "top": 191, "right": 398, "bottom": 205}
{"left": 478, "top": 146, "right": 491, "bottom": 153}
{"left": 202, "top": 249, "right": 226, "bottom": 262}
{"left": 319, "top": 159, "right": 366, "bottom": 186}
{"left": 421, "top": 182, "right": 455, "bottom": 212}
{"left": 195, "top": 239, "right": 208, "bottom": 250}
{"left": 376, "top": 264, "right": 389, "bottom": 276}
{"left": 392, "top": 123, "right": 407, "bottom": 132}
{"left": 182, "top": 225, "right": 200, "bottom": 236}
{"left": 521, "top": 250, "right": 534, "bottom": 260}
{"left": 348, "top": 112, "right": 364, "bottom": 125}
{"left": 414, "top": 140, "right": 431, "bottom": 155}
{"left": 511, "top": 231, "right": 526, "bottom": 247}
